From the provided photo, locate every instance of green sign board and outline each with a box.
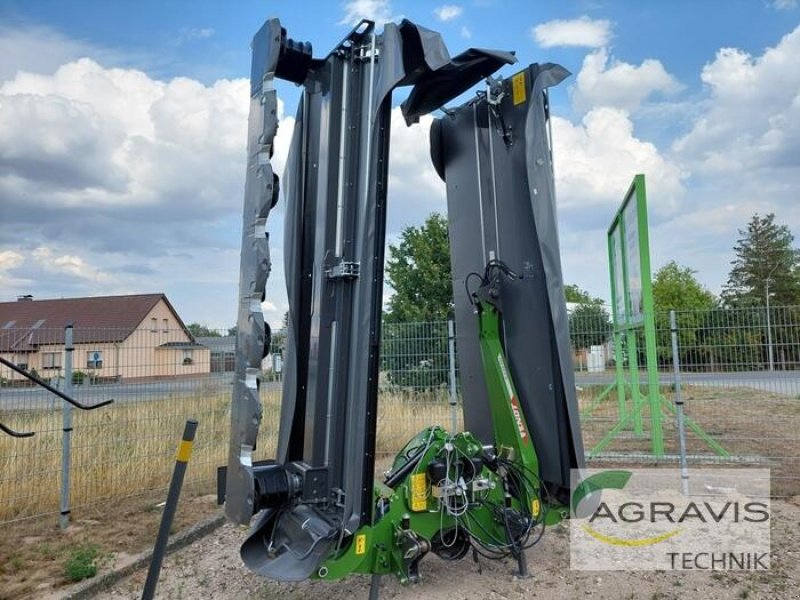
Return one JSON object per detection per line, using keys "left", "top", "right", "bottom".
{"left": 608, "top": 175, "right": 652, "bottom": 328}
{"left": 601, "top": 174, "right": 663, "bottom": 454}
{"left": 588, "top": 174, "right": 727, "bottom": 459}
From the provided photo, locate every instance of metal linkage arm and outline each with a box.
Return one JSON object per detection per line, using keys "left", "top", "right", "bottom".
{"left": 0, "top": 421, "right": 34, "bottom": 438}
{"left": 0, "top": 357, "right": 113, "bottom": 410}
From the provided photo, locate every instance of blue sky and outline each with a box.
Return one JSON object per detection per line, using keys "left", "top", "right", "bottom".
{"left": 1, "top": 0, "right": 799, "bottom": 328}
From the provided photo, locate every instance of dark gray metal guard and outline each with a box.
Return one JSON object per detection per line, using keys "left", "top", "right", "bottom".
{"left": 0, "top": 356, "right": 114, "bottom": 411}
{"left": 430, "top": 64, "right": 585, "bottom": 495}
{"left": 226, "top": 16, "right": 516, "bottom": 582}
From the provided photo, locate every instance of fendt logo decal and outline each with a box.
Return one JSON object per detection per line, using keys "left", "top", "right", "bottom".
{"left": 497, "top": 353, "right": 529, "bottom": 444}
{"left": 509, "top": 395, "right": 529, "bottom": 444}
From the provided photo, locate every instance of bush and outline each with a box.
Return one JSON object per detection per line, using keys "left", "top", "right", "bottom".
{"left": 72, "top": 370, "right": 86, "bottom": 384}
{"left": 64, "top": 544, "right": 101, "bottom": 582}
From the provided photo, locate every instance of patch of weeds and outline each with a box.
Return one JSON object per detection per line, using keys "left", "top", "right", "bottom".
{"left": 739, "top": 589, "right": 751, "bottom": 599}
{"left": 64, "top": 543, "right": 102, "bottom": 582}
{"left": 711, "top": 571, "right": 725, "bottom": 581}
{"left": 39, "top": 542, "right": 57, "bottom": 560}
{"left": 8, "top": 554, "right": 24, "bottom": 572}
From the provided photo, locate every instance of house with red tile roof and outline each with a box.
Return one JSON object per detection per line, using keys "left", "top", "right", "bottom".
{"left": 0, "top": 294, "right": 210, "bottom": 381}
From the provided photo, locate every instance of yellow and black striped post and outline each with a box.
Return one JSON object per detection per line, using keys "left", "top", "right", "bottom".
{"left": 142, "top": 419, "right": 198, "bottom": 600}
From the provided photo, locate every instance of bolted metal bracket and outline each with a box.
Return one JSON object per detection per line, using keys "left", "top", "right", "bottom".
{"left": 326, "top": 259, "right": 361, "bottom": 280}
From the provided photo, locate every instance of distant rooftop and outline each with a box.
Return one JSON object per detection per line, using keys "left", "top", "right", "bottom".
{"left": 0, "top": 293, "right": 190, "bottom": 352}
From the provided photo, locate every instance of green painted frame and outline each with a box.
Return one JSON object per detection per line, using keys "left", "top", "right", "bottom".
{"left": 601, "top": 174, "right": 663, "bottom": 455}
{"left": 589, "top": 174, "right": 727, "bottom": 458}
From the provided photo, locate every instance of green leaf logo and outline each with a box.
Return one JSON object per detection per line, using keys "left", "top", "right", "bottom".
{"left": 572, "top": 470, "right": 632, "bottom": 517}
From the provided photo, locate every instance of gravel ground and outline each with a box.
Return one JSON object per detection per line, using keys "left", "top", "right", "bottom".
{"left": 88, "top": 497, "right": 800, "bottom": 600}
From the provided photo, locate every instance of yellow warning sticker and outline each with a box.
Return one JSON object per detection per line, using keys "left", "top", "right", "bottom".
{"left": 531, "top": 498, "right": 541, "bottom": 518}
{"left": 176, "top": 440, "right": 193, "bottom": 463}
{"left": 410, "top": 472, "right": 428, "bottom": 512}
{"left": 512, "top": 71, "right": 527, "bottom": 105}
{"left": 355, "top": 533, "right": 367, "bottom": 555}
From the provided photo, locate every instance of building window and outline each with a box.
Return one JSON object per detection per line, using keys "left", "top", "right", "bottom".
{"left": 162, "top": 318, "right": 169, "bottom": 333}
{"left": 87, "top": 350, "right": 103, "bottom": 369}
{"left": 15, "top": 354, "right": 28, "bottom": 371}
{"left": 182, "top": 349, "right": 194, "bottom": 365}
{"left": 43, "top": 352, "right": 62, "bottom": 369}
{"left": 151, "top": 317, "right": 158, "bottom": 332}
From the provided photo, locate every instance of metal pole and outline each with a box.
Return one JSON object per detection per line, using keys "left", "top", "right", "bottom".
{"left": 60, "top": 323, "right": 74, "bottom": 529}
{"left": 669, "top": 311, "right": 689, "bottom": 496}
{"left": 766, "top": 279, "right": 774, "bottom": 372}
{"left": 447, "top": 320, "right": 458, "bottom": 433}
{"left": 142, "top": 419, "right": 198, "bottom": 600}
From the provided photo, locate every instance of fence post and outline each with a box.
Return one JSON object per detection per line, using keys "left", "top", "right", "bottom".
{"left": 669, "top": 311, "right": 689, "bottom": 495}
{"left": 60, "top": 323, "right": 74, "bottom": 529}
{"left": 142, "top": 419, "right": 198, "bottom": 600}
{"left": 447, "top": 320, "right": 458, "bottom": 433}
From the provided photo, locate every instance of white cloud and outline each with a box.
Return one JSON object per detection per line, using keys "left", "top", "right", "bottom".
{"left": 531, "top": 16, "right": 611, "bottom": 48}
{"left": 386, "top": 108, "right": 446, "bottom": 236}
{"left": 460, "top": 26, "right": 472, "bottom": 39}
{"left": 434, "top": 5, "right": 463, "bottom": 21}
{"left": 339, "top": 0, "right": 394, "bottom": 25}
{"left": 0, "top": 251, "right": 24, "bottom": 287}
{"left": 0, "top": 251, "right": 23, "bottom": 271}
{"left": 674, "top": 26, "right": 800, "bottom": 178}
{"left": 552, "top": 107, "right": 685, "bottom": 217}
{"left": 0, "top": 58, "right": 250, "bottom": 218}
{"left": 0, "top": 24, "right": 126, "bottom": 82}
{"left": 31, "top": 247, "right": 109, "bottom": 281}
{"left": 771, "top": 0, "right": 797, "bottom": 9}
{"left": 0, "top": 51, "right": 263, "bottom": 324}
{"left": 573, "top": 48, "right": 682, "bottom": 112}
{"left": 557, "top": 27, "right": 800, "bottom": 300}
{"left": 177, "top": 27, "right": 215, "bottom": 44}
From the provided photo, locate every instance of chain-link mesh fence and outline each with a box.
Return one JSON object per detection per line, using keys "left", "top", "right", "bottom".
{"left": 1, "top": 306, "right": 798, "bottom": 524}
{"left": 575, "top": 305, "right": 800, "bottom": 497}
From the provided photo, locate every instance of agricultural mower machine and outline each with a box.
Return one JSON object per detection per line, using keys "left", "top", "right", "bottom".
{"left": 224, "top": 16, "right": 584, "bottom": 596}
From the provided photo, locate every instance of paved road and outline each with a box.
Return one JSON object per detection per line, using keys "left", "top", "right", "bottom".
{"left": 2, "top": 370, "right": 798, "bottom": 411}
{"left": 0, "top": 374, "right": 282, "bottom": 410}
{"left": 574, "top": 370, "right": 800, "bottom": 396}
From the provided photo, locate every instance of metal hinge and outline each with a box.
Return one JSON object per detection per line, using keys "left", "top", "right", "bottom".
{"left": 326, "top": 259, "right": 360, "bottom": 280}
{"left": 332, "top": 488, "right": 347, "bottom": 508}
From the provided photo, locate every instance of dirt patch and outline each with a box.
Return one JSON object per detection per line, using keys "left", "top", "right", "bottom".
{"left": 0, "top": 488, "right": 219, "bottom": 600}
{"left": 58, "top": 498, "right": 800, "bottom": 600}
{"left": 580, "top": 384, "right": 800, "bottom": 496}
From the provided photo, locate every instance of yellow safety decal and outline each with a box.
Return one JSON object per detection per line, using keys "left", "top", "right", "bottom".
{"left": 355, "top": 533, "right": 367, "bottom": 555}
{"left": 176, "top": 440, "right": 193, "bottom": 463}
{"left": 410, "top": 472, "right": 428, "bottom": 512}
{"left": 512, "top": 71, "right": 527, "bottom": 105}
{"left": 531, "top": 499, "right": 541, "bottom": 518}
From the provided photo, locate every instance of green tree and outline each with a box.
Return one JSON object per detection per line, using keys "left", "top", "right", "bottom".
{"left": 564, "top": 284, "right": 603, "bottom": 306}
{"left": 187, "top": 323, "right": 221, "bottom": 338}
{"left": 565, "top": 284, "right": 609, "bottom": 351}
{"left": 384, "top": 213, "right": 453, "bottom": 322}
{"left": 652, "top": 261, "right": 716, "bottom": 314}
{"left": 382, "top": 214, "right": 452, "bottom": 388}
{"left": 568, "top": 303, "right": 611, "bottom": 350}
{"left": 721, "top": 213, "right": 800, "bottom": 307}
{"left": 651, "top": 261, "right": 716, "bottom": 368}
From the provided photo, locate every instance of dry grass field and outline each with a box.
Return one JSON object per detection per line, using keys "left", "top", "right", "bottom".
{"left": 579, "top": 384, "right": 800, "bottom": 496}
{"left": 0, "top": 380, "right": 797, "bottom": 598}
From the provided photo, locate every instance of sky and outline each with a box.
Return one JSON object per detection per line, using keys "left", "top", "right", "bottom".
{"left": 0, "top": 0, "right": 799, "bottom": 329}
